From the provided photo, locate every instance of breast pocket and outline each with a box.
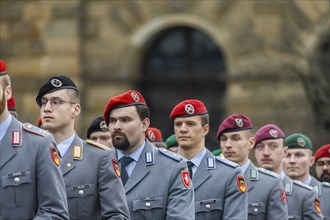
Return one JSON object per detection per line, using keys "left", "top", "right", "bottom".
{"left": 248, "top": 202, "right": 266, "bottom": 220}
{"left": 2, "top": 170, "right": 32, "bottom": 208}
{"left": 132, "top": 196, "right": 164, "bottom": 220}
{"left": 195, "top": 198, "right": 223, "bottom": 220}
{"left": 67, "top": 184, "right": 96, "bottom": 218}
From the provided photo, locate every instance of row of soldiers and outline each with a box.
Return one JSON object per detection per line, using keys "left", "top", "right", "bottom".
{"left": 1, "top": 58, "right": 329, "bottom": 220}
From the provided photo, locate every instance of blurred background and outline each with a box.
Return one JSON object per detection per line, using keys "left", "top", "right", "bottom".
{"left": 0, "top": 0, "right": 329, "bottom": 152}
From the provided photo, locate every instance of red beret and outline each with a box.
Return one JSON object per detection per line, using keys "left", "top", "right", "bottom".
{"left": 104, "top": 90, "right": 146, "bottom": 125}
{"left": 170, "top": 99, "right": 207, "bottom": 119}
{"left": 7, "top": 96, "right": 16, "bottom": 111}
{"left": 0, "top": 59, "right": 8, "bottom": 76}
{"left": 314, "top": 144, "right": 330, "bottom": 161}
{"left": 255, "top": 124, "right": 285, "bottom": 144}
{"left": 146, "top": 127, "right": 163, "bottom": 142}
{"left": 37, "top": 116, "right": 42, "bottom": 128}
{"left": 216, "top": 114, "right": 253, "bottom": 140}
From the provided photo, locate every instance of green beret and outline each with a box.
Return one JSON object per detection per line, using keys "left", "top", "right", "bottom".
{"left": 285, "top": 133, "right": 313, "bottom": 150}
{"left": 165, "top": 134, "right": 178, "bottom": 149}
{"left": 212, "top": 149, "right": 222, "bottom": 156}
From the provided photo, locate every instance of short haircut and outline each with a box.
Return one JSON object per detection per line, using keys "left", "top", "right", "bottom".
{"left": 201, "top": 113, "right": 209, "bottom": 127}
{"left": 66, "top": 89, "right": 80, "bottom": 104}
{"left": 135, "top": 105, "right": 150, "bottom": 121}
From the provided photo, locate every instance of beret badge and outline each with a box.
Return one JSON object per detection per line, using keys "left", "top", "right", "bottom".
{"left": 269, "top": 129, "right": 278, "bottom": 138}
{"left": 235, "top": 118, "right": 243, "bottom": 127}
{"left": 99, "top": 121, "right": 108, "bottom": 131}
{"left": 147, "top": 131, "right": 156, "bottom": 141}
{"left": 184, "top": 104, "right": 195, "bottom": 115}
{"left": 51, "top": 79, "right": 62, "bottom": 88}
{"left": 297, "top": 137, "right": 306, "bottom": 147}
{"left": 131, "top": 92, "right": 140, "bottom": 102}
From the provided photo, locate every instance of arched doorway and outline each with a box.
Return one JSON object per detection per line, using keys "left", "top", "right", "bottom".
{"left": 141, "top": 26, "right": 226, "bottom": 150}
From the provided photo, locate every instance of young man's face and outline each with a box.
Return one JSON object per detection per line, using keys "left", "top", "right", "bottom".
{"left": 254, "top": 138, "right": 287, "bottom": 174}
{"left": 314, "top": 157, "right": 330, "bottom": 182}
{"left": 90, "top": 131, "right": 113, "bottom": 148}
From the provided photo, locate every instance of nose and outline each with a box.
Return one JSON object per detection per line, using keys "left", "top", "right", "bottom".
{"left": 42, "top": 100, "right": 53, "bottom": 112}
{"left": 263, "top": 146, "right": 271, "bottom": 155}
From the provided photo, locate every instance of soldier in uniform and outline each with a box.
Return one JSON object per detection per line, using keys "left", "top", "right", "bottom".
{"left": 314, "top": 144, "right": 330, "bottom": 183}
{"left": 145, "top": 127, "right": 167, "bottom": 148}
{"left": 284, "top": 133, "right": 328, "bottom": 219}
{"left": 103, "top": 90, "right": 195, "bottom": 219}
{"left": 254, "top": 125, "right": 323, "bottom": 219}
{"left": 36, "top": 75, "right": 130, "bottom": 220}
{"left": 87, "top": 116, "right": 112, "bottom": 147}
{"left": 0, "top": 60, "right": 69, "bottom": 219}
{"left": 170, "top": 99, "right": 248, "bottom": 219}
{"left": 216, "top": 114, "right": 288, "bottom": 220}
{"left": 165, "top": 133, "right": 179, "bottom": 152}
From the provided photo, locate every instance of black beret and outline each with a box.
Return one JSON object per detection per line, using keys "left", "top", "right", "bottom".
{"left": 36, "top": 75, "right": 78, "bottom": 105}
{"left": 87, "top": 116, "right": 109, "bottom": 139}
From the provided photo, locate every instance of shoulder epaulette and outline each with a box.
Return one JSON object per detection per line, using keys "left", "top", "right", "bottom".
{"left": 158, "top": 148, "right": 181, "bottom": 162}
{"left": 293, "top": 180, "right": 314, "bottom": 191}
{"left": 257, "top": 167, "right": 279, "bottom": 179}
{"left": 23, "top": 123, "right": 48, "bottom": 137}
{"left": 86, "top": 140, "right": 109, "bottom": 151}
{"left": 322, "top": 182, "right": 330, "bottom": 187}
{"left": 215, "top": 157, "right": 238, "bottom": 168}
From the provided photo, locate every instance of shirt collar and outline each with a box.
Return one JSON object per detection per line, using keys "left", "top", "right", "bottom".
{"left": 303, "top": 175, "right": 312, "bottom": 185}
{"left": 57, "top": 133, "right": 76, "bottom": 157}
{"left": 117, "top": 140, "right": 146, "bottom": 162}
{"left": 280, "top": 171, "right": 286, "bottom": 181}
{"left": 0, "top": 113, "right": 12, "bottom": 142}
{"left": 241, "top": 160, "right": 251, "bottom": 175}
{"left": 179, "top": 148, "right": 206, "bottom": 167}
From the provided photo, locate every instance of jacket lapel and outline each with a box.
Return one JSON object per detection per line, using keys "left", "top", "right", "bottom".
{"left": 192, "top": 150, "right": 212, "bottom": 190}
{"left": 244, "top": 162, "right": 254, "bottom": 192}
{"left": 60, "top": 135, "right": 82, "bottom": 176}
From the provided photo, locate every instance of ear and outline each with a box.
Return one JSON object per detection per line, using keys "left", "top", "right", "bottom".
{"left": 141, "top": 118, "right": 150, "bottom": 132}
{"left": 283, "top": 146, "right": 288, "bottom": 157}
{"left": 4, "top": 85, "right": 12, "bottom": 101}
{"left": 247, "top": 137, "right": 255, "bottom": 150}
{"left": 72, "top": 103, "right": 81, "bottom": 117}
{"left": 202, "top": 124, "right": 210, "bottom": 137}
{"left": 310, "top": 155, "right": 315, "bottom": 167}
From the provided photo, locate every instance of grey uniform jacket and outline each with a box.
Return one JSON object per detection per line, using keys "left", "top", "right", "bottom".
{"left": 309, "top": 176, "right": 330, "bottom": 220}
{"left": 192, "top": 149, "right": 247, "bottom": 220}
{"left": 0, "top": 117, "right": 69, "bottom": 220}
{"left": 120, "top": 140, "right": 195, "bottom": 220}
{"left": 244, "top": 162, "right": 288, "bottom": 220}
{"left": 61, "top": 135, "right": 129, "bottom": 220}
{"left": 282, "top": 175, "right": 323, "bottom": 220}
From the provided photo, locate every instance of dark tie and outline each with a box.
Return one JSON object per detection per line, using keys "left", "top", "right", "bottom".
{"left": 120, "top": 156, "right": 134, "bottom": 186}
{"left": 187, "top": 161, "right": 194, "bottom": 179}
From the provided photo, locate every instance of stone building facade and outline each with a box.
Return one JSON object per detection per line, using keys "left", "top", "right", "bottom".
{"left": 0, "top": 0, "right": 329, "bottom": 150}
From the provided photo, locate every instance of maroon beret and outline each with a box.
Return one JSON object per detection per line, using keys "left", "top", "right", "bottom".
{"left": 146, "top": 127, "right": 163, "bottom": 142}
{"left": 7, "top": 96, "right": 16, "bottom": 111}
{"left": 314, "top": 144, "right": 330, "bottom": 161}
{"left": 216, "top": 114, "right": 253, "bottom": 140}
{"left": 255, "top": 124, "right": 285, "bottom": 144}
{"left": 170, "top": 99, "right": 207, "bottom": 119}
{"left": 104, "top": 90, "right": 146, "bottom": 125}
{"left": 0, "top": 59, "right": 8, "bottom": 76}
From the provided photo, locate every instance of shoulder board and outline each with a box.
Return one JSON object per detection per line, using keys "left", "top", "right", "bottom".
{"left": 158, "top": 148, "right": 181, "bottom": 162}
{"left": 23, "top": 123, "right": 48, "bottom": 137}
{"left": 215, "top": 157, "right": 239, "bottom": 168}
{"left": 293, "top": 180, "right": 314, "bottom": 191}
{"left": 86, "top": 140, "right": 109, "bottom": 151}
{"left": 322, "top": 182, "right": 330, "bottom": 187}
{"left": 257, "top": 167, "right": 279, "bottom": 179}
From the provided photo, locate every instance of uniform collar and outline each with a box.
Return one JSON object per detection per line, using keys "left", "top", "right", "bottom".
{"left": 57, "top": 133, "right": 76, "bottom": 157}
{"left": 179, "top": 148, "right": 206, "bottom": 167}
{"left": 117, "top": 140, "right": 145, "bottom": 162}
{"left": 0, "top": 113, "right": 12, "bottom": 142}
{"left": 303, "top": 175, "right": 312, "bottom": 185}
{"left": 241, "top": 160, "right": 251, "bottom": 175}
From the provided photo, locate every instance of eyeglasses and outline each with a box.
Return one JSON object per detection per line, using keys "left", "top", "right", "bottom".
{"left": 315, "top": 160, "right": 330, "bottom": 167}
{"left": 40, "top": 98, "right": 76, "bottom": 108}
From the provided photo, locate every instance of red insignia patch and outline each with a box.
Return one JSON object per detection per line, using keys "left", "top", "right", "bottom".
{"left": 281, "top": 189, "right": 287, "bottom": 204}
{"left": 50, "top": 146, "right": 60, "bottom": 166}
{"left": 112, "top": 159, "right": 121, "bottom": 177}
{"left": 236, "top": 176, "right": 246, "bottom": 193}
{"left": 314, "top": 197, "right": 321, "bottom": 213}
{"left": 181, "top": 170, "right": 191, "bottom": 188}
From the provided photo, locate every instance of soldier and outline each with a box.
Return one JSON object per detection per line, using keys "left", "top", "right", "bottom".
{"left": 313, "top": 144, "right": 330, "bottom": 183}
{"left": 0, "top": 60, "right": 69, "bottom": 219}
{"left": 87, "top": 116, "right": 112, "bottom": 147}
{"left": 103, "top": 90, "right": 195, "bottom": 219}
{"left": 145, "top": 127, "right": 167, "bottom": 148}
{"left": 284, "top": 133, "right": 328, "bottom": 220}
{"left": 170, "top": 99, "right": 248, "bottom": 219}
{"left": 36, "top": 75, "right": 130, "bottom": 220}
{"left": 217, "top": 114, "right": 288, "bottom": 220}
{"left": 254, "top": 125, "right": 323, "bottom": 219}
{"left": 165, "top": 133, "right": 179, "bottom": 152}
{"left": 7, "top": 95, "right": 18, "bottom": 118}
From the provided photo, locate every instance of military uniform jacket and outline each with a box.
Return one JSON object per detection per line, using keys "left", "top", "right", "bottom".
{"left": 244, "top": 162, "right": 288, "bottom": 220}
{"left": 120, "top": 140, "right": 195, "bottom": 220}
{"left": 282, "top": 175, "right": 322, "bottom": 219}
{"left": 309, "top": 176, "right": 330, "bottom": 220}
{"left": 0, "top": 116, "right": 69, "bottom": 220}
{"left": 61, "top": 134, "right": 129, "bottom": 220}
{"left": 192, "top": 149, "right": 247, "bottom": 220}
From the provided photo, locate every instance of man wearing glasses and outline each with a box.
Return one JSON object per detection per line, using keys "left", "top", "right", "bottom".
{"left": 36, "top": 75, "right": 130, "bottom": 220}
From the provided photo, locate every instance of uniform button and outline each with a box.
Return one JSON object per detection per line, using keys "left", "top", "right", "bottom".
{"left": 254, "top": 208, "right": 258, "bottom": 213}
{"left": 205, "top": 204, "right": 211, "bottom": 209}
{"left": 14, "top": 177, "right": 20, "bottom": 183}
{"left": 145, "top": 202, "right": 151, "bottom": 207}
{"left": 67, "top": 163, "right": 72, "bottom": 167}
{"left": 79, "top": 190, "right": 84, "bottom": 195}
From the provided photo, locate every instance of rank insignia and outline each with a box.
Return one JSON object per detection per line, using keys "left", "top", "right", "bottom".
{"left": 181, "top": 170, "right": 191, "bottom": 188}
{"left": 236, "top": 176, "right": 246, "bottom": 193}
{"left": 281, "top": 189, "right": 287, "bottom": 204}
{"left": 73, "top": 146, "right": 82, "bottom": 159}
{"left": 314, "top": 197, "right": 321, "bottom": 213}
{"left": 112, "top": 159, "right": 121, "bottom": 177}
{"left": 12, "top": 131, "right": 21, "bottom": 145}
{"left": 50, "top": 146, "right": 60, "bottom": 166}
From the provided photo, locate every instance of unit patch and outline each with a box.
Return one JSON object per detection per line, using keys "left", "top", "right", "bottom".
{"left": 112, "top": 159, "right": 121, "bottom": 177}
{"left": 281, "top": 189, "right": 287, "bottom": 204}
{"left": 181, "top": 170, "right": 191, "bottom": 188}
{"left": 50, "top": 146, "right": 60, "bottom": 166}
{"left": 314, "top": 197, "right": 321, "bottom": 213}
{"left": 236, "top": 176, "right": 246, "bottom": 193}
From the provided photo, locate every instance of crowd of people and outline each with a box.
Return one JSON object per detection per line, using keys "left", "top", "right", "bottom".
{"left": 1, "top": 58, "right": 329, "bottom": 219}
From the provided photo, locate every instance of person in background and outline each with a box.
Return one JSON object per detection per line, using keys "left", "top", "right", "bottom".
{"left": 254, "top": 125, "right": 323, "bottom": 220}
{"left": 145, "top": 127, "right": 167, "bottom": 148}
{"left": 0, "top": 59, "right": 69, "bottom": 219}
{"left": 283, "top": 133, "right": 328, "bottom": 220}
{"left": 313, "top": 144, "right": 330, "bottom": 183}
{"left": 170, "top": 99, "right": 248, "bottom": 219}
{"left": 87, "top": 116, "right": 112, "bottom": 148}
{"left": 7, "top": 95, "right": 18, "bottom": 118}
{"left": 217, "top": 114, "right": 288, "bottom": 220}
{"left": 165, "top": 133, "right": 179, "bottom": 152}
{"left": 37, "top": 115, "right": 43, "bottom": 128}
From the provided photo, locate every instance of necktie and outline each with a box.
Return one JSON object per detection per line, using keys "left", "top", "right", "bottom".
{"left": 187, "top": 161, "right": 194, "bottom": 179}
{"left": 120, "top": 156, "right": 134, "bottom": 186}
